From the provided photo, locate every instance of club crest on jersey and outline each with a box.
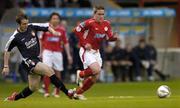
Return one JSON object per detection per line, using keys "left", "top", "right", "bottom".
{"left": 104, "top": 26, "right": 108, "bottom": 31}
{"left": 31, "top": 31, "right": 35, "bottom": 37}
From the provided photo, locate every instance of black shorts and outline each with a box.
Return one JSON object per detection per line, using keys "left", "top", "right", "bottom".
{"left": 21, "top": 57, "right": 41, "bottom": 74}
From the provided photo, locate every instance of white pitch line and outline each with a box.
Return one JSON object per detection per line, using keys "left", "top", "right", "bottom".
{"left": 108, "top": 96, "right": 135, "bottom": 99}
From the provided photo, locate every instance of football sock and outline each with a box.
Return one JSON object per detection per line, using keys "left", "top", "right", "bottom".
{"left": 43, "top": 76, "right": 50, "bottom": 93}
{"left": 79, "top": 68, "right": 94, "bottom": 78}
{"left": 50, "top": 74, "right": 68, "bottom": 95}
{"left": 76, "top": 77, "right": 94, "bottom": 94}
{"left": 15, "top": 87, "right": 33, "bottom": 100}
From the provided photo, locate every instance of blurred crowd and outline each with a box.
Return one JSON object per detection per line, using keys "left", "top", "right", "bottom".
{"left": 103, "top": 37, "right": 169, "bottom": 82}
{"left": 1, "top": 0, "right": 91, "bottom": 8}
{"left": 0, "top": 0, "right": 91, "bottom": 20}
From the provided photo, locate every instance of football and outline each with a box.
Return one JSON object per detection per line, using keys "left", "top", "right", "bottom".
{"left": 157, "top": 85, "right": 171, "bottom": 98}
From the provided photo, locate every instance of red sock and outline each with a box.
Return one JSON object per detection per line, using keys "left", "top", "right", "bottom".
{"left": 76, "top": 77, "right": 94, "bottom": 94}
{"left": 43, "top": 76, "right": 50, "bottom": 93}
{"left": 80, "top": 68, "right": 94, "bottom": 78}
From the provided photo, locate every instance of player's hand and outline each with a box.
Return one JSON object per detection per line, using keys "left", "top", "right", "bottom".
{"left": 53, "top": 31, "right": 61, "bottom": 36}
{"left": 112, "top": 32, "right": 118, "bottom": 39}
{"left": 107, "top": 32, "right": 119, "bottom": 41}
{"left": 84, "top": 43, "right": 92, "bottom": 50}
{"left": 2, "top": 67, "right": 10, "bottom": 76}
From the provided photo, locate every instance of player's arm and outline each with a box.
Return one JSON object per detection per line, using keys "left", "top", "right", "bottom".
{"left": 38, "top": 32, "right": 44, "bottom": 58}
{"left": 74, "top": 21, "right": 89, "bottom": 47}
{"left": 3, "top": 51, "right": 10, "bottom": 75}
{"left": 63, "top": 31, "right": 73, "bottom": 64}
{"left": 48, "top": 27, "right": 60, "bottom": 36}
{"left": 30, "top": 23, "right": 60, "bottom": 36}
{"left": 106, "top": 22, "right": 118, "bottom": 41}
{"left": 2, "top": 34, "right": 17, "bottom": 76}
{"left": 64, "top": 43, "right": 72, "bottom": 64}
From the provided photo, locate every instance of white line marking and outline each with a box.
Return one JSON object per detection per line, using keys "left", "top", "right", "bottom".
{"left": 108, "top": 96, "right": 135, "bottom": 99}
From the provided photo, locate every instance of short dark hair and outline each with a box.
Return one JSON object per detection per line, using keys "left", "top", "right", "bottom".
{"left": 93, "top": 6, "right": 105, "bottom": 14}
{"left": 49, "top": 12, "right": 61, "bottom": 21}
{"left": 16, "top": 13, "right": 28, "bottom": 24}
{"left": 139, "top": 38, "right": 146, "bottom": 43}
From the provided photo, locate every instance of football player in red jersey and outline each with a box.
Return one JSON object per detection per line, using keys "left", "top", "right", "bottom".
{"left": 39, "top": 12, "right": 72, "bottom": 98}
{"left": 73, "top": 6, "right": 118, "bottom": 100}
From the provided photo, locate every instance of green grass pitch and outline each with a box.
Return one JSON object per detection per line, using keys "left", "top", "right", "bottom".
{"left": 0, "top": 80, "right": 180, "bottom": 108}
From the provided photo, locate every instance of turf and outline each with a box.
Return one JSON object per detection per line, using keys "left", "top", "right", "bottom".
{"left": 0, "top": 80, "right": 180, "bottom": 108}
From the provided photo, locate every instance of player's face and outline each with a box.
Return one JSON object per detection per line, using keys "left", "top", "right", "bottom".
{"left": 94, "top": 9, "right": 105, "bottom": 23}
{"left": 19, "top": 19, "right": 29, "bottom": 32}
{"left": 126, "top": 44, "right": 132, "bottom": 52}
{"left": 140, "top": 42, "right": 145, "bottom": 48}
{"left": 50, "top": 15, "right": 60, "bottom": 26}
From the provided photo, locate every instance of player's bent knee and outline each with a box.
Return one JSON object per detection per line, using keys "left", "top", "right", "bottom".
{"left": 93, "top": 68, "right": 101, "bottom": 75}
{"left": 44, "top": 67, "right": 55, "bottom": 77}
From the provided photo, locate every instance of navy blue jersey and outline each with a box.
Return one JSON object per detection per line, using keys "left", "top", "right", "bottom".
{"left": 146, "top": 44, "right": 157, "bottom": 61}
{"left": 111, "top": 46, "right": 126, "bottom": 61}
{"left": 133, "top": 45, "right": 150, "bottom": 60}
{"left": 5, "top": 23, "right": 49, "bottom": 59}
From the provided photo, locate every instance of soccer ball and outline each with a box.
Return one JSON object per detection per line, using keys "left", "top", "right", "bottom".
{"left": 157, "top": 85, "right": 171, "bottom": 98}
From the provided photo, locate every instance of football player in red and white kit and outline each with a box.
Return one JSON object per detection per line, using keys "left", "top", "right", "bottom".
{"left": 73, "top": 6, "right": 118, "bottom": 100}
{"left": 39, "top": 12, "right": 72, "bottom": 98}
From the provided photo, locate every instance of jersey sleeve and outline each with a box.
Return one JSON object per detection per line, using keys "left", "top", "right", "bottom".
{"left": 29, "top": 23, "right": 49, "bottom": 32}
{"left": 105, "top": 21, "right": 117, "bottom": 41}
{"left": 5, "top": 32, "right": 17, "bottom": 52}
{"left": 106, "top": 21, "right": 113, "bottom": 38}
{"left": 74, "top": 20, "right": 90, "bottom": 47}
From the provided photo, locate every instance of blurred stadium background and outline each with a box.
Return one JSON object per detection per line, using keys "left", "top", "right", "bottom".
{"left": 0, "top": 0, "right": 180, "bottom": 108}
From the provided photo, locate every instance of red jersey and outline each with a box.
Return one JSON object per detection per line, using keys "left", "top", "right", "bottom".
{"left": 74, "top": 18, "right": 116, "bottom": 50}
{"left": 40, "top": 24, "right": 68, "bottom": 52}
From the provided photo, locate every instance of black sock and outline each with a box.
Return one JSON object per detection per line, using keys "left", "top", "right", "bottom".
{"left": 50, "top": 74, "right": 68, "bottom": 95}
{"left": 15, "top": 87, "right": 33, "bottom": 100}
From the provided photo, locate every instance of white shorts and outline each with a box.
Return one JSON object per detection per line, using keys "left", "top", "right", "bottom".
{"left": 42, "top": 49, "right": 63, "bottom": 71}
{"left": 79, "top": 47, "right": 102, "bottom": 69}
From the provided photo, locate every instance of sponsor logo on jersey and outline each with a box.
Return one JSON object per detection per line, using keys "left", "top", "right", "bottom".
{"left": 47, "top": 37, "right": 59, "bottom": 42}
{"left": 95, "top": 33, "right": 106, "bottom": 38}
{"left": 25, "top": 38, "right": 37, "bottom": 49}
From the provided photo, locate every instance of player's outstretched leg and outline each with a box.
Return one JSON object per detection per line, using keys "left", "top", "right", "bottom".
{"left": 4, "top": 74, "right": 40, "bottom": 101}
{"left": 4, "top": 87, "right": 33, "bottom": 101}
